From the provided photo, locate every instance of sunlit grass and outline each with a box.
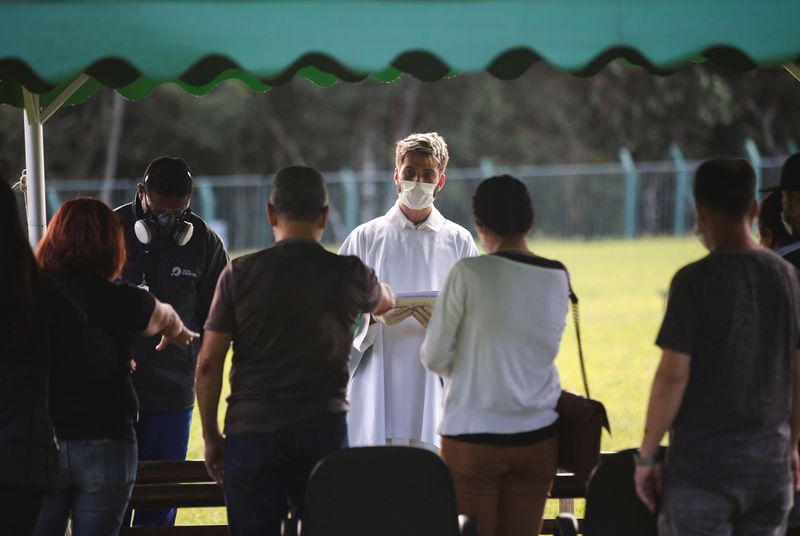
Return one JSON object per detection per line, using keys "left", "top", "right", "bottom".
{"left": 175, "top": 236, "right": 705, "bottom": 526}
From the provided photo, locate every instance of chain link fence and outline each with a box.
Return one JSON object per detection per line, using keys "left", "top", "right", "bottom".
{"left": 16, "top": 156, "right": 787, "bottom": 252}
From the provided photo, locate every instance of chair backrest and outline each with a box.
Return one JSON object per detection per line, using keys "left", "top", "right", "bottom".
{"left": 301, "top": 446, "right": 461, "bottom": 536}
{"left": 583, "top": 448, "right": 659, "bottom": 536}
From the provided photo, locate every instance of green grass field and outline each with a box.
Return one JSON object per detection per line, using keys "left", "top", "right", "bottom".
{"left": 174, "top": 236, "right": 706, "bottom": 526}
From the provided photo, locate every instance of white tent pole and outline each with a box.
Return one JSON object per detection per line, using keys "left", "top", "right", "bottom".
{"left": 23, "top": 89, "right": 46, "bottom": 246}
{"left": 20, "top": 75, "right": 91, "bottom": 246}
{"left": 784, "top": 63, "right": 800, "bottom": 82}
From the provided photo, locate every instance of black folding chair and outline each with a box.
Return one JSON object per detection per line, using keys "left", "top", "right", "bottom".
{"left": 582, "top": 448, "right": 659, "bottom": 536}
{"left": 301, "top": 446, "right": 474, "bottom": 536}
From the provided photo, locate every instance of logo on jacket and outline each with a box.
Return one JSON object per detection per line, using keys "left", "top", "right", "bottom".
{"left": 171, "top": 266, "right": 198, "bottom": 278}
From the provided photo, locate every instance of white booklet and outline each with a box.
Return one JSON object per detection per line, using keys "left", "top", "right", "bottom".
{"left": 396, "top": 290, "right": 438, "bottom": 308}
{"left": 378, "top": 291, "right": 439, "bottom": 327}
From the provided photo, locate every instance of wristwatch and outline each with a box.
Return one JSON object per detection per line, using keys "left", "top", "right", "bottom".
{"left": 634, "top": 449, "right": 662, "bottom": 467}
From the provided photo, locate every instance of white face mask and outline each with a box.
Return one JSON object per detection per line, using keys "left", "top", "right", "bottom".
{"left": 398, "top": 180, "right": 437, "bottom": 210}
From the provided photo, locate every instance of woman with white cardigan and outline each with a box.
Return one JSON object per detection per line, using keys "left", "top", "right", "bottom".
{"left": 421, "top": 175, "right": 569, "bottom": 536}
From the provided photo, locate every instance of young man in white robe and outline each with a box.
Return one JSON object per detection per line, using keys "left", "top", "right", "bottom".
{"left": 339, "top": 132, "right": 479, "bottom": 449}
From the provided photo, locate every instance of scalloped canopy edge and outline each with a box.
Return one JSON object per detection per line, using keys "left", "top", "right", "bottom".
{"left": 1, "top": 0, "right": 799, "bottom": 108}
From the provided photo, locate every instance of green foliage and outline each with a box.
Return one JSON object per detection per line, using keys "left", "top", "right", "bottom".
{"left": 1, "top": 65, "right": 798, "bottom": 184}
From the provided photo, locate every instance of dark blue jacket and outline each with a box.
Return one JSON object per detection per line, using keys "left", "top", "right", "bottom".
{"left": 115, "top": 200, "right": 229, "bottom": 412}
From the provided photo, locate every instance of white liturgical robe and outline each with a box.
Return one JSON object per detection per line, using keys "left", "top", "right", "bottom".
{"left": 339, "top": 202, "right": 478, "bottom": 447}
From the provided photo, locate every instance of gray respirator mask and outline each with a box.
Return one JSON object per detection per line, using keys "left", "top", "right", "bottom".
{"left": 133, "top": 192, "right": 194, "bottom": 247}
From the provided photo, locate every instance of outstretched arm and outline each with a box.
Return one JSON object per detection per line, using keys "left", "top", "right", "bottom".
{"left": 142, "top": 299, "right": 199, "bottom": 349}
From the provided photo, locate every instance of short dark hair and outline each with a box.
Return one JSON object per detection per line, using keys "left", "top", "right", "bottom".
{"left": 758, "top": 190, "right": 794, "bottom": 245}
{"left": 693, "top": 159, "right": 755, "bottom": 220}
{"left": 143, "top": 157, "right": 193, "bottom": 197}
{"left": 270, "top": 166, "right": 329, "bottom": 222}
{"left": 472, "top": 175, "right": 534, "bottom": 236}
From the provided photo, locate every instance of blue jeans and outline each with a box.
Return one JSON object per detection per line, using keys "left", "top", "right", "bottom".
{"left": 223, "top": 412, "right": 348, "bottom": 536}
{"left": 33, "top": 439, "right": 137, "bottom": 536}
{"left": 659, "top": 482, "right": 793, "bottom": 536}
{"left": 128, "top": 409, "right": 193, "bottom": 527}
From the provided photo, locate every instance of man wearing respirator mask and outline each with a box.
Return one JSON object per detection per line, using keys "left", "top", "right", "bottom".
{"left": 115, "top": 156, "right": 229, "bottom": 528}
{"left": 339, "top": 132, "right": 478, "bottom": 451}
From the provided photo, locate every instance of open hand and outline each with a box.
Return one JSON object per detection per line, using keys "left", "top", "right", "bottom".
{"left": 204, "top": 433, "right": 225, "bottom": 486}
{"left": 634, "top": 463, "right": 662, "bottom": 513}
{"left": 156, "top": 326, "right": 200, "bottom": 351}
{"left": 376, "top": 306, "right": 414, "bottom": 325}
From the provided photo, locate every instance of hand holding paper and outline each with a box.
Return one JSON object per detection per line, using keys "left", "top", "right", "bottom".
{"left": 376, "top": 306, "right": 415, "bottom": 325}
{"left": 411, "top": 304, "right": 433, "bottom": 328}
{"left": 375, "top": 291, "right": 438, "bottom": 328}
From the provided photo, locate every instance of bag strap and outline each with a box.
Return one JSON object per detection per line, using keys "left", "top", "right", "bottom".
{"left": 565, "top": 271, "right": 591, "bottom": 399}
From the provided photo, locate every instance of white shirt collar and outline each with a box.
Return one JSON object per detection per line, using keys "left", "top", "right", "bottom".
{"left": 385, "top": 201, "right": 446, "bottom": 232}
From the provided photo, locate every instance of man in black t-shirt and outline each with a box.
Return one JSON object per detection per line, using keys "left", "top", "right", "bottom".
{"left": 196, "top": 166, "right": 395, "bottom": 536}
{"left": 635, "top": 159, "right": 800, "bottom": 536}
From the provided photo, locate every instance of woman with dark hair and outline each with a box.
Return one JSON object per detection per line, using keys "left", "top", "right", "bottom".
{"left": 32, "top": 198, "right": 198, "bottom": 536}
{"left": 421, "top": 175, "right": 568, "bottom": 536}
{"left": 0, "top": 179, "right": 63, "bottom": 534}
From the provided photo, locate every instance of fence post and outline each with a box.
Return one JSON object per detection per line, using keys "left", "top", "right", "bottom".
{"left": 340, "top": 167, "right": 359, "bottom": 234}
{"left": 619, "top": 147, "right": 637, "bottom": 239}
{"left": 46, "top": 188, "right": 60, "bottom": 217}
{"left": 744, "top": 138, "right": 762, "bottom": 195}
{"left": 480, "top": 156, "right": 495, "bottom": 178}
{"left": 669, "top": 144, "right": 690, "bottom": 236}
{"left": 195, "top": 177, "right": 217, "bottom": 221}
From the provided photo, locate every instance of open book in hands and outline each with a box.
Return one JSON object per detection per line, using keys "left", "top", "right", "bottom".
{"left": 376, "top": 291, "right": 438, "bottom": 328}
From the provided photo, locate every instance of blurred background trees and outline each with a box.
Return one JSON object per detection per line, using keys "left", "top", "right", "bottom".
{"left": 0, "top": 62, "right": 797, "bottom": 182}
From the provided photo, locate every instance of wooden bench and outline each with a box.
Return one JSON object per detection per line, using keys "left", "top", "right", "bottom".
{"left": 120, "top": 461, "right": 226, "bottom": 535}
{"left": 121, "top": 459, "right": 597, "bottom": 535}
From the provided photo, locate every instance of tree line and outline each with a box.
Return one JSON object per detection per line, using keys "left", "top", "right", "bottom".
{"left": 0, "top": 62, "right": 798, "bottom": 184}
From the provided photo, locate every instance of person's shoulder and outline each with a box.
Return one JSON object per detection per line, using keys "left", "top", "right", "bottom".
{"left": 340, "top": 215, "right": 392, "bottom": 254}
{"left": 440, "top": 218, "right": 473, "bottom": 239}
{"left": 670, "top": 256, "right": 707, "bottom": 284}
{"left": 351, "top": 215, "right": 390, "bottom": 236}
{"left": 449, "top": 255, "right": 487, "bottom": 277}
{"left": 231, "top": 248, "right": 270, "bottom": 270}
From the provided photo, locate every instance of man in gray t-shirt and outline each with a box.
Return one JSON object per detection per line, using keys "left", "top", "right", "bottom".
{"left": 635, "top": 159, "right": 800, "bottom": 536}
{"left": 195, "top": 166, "right": 395, "bottom": 536}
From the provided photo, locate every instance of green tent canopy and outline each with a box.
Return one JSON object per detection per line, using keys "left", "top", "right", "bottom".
{"left": 2, "top": 0, "right": 800, "bottom": 109}
{"left": 3, "top": 0, "right": 800, "bottom": 245}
